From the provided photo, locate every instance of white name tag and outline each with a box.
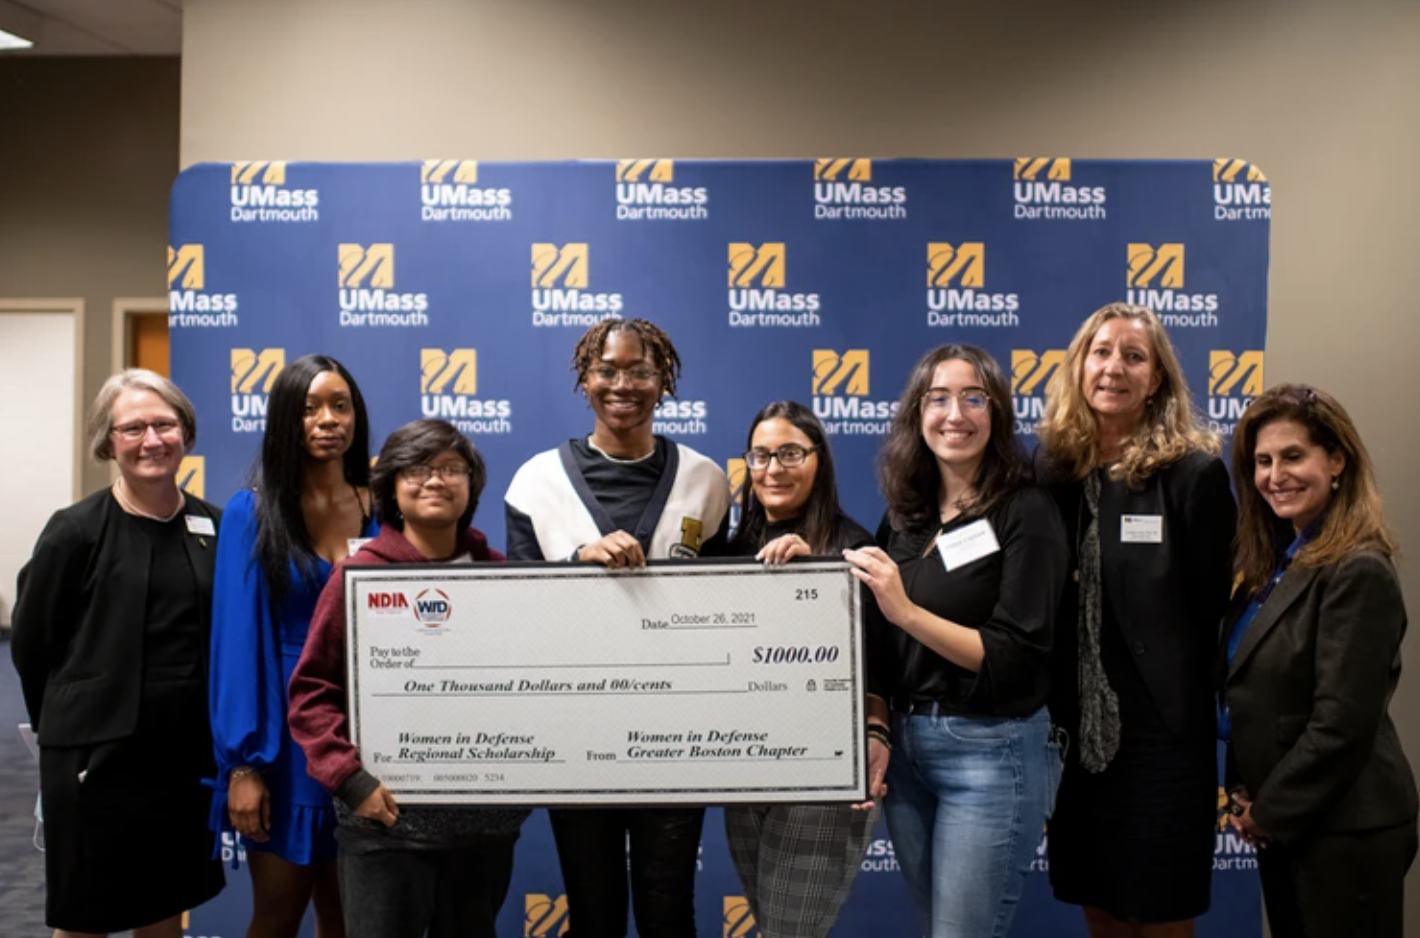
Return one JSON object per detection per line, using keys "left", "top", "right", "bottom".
{"left": 936, "top": 520, "right": 1002, "bottom": 571}
{"left": 1120, "top": 514, "right": 1163, "bottom": 544}
{"left": 186, "top": 515, "right": 216, "bottom": 536}
{"left": 348, "top": 537, "right": 373, "bottom": 556}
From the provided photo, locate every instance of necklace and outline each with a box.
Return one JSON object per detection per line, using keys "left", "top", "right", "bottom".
{"left": 586, "top": 436, "right": 656, "bottom": 465}
{"left": 113, "top": 478, "right": 185, "bottom": 522}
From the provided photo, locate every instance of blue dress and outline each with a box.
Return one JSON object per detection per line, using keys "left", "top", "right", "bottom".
{"left": 208, "top": 488, "right": 378, "bottom": 864}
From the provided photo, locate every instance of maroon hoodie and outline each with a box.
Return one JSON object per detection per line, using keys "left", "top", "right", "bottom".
{"left": 288, "top": 525, "right": 529, "bottom": 844}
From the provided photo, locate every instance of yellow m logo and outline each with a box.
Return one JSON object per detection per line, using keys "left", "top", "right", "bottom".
{"left": 338, "top": 244, "right": 395, "bottom": 288}
{"left": 178, "top": 456, "right": 205, "bottom": 498}
{"left": 168, "top": 245, "right": 205, "bottom": 289}
{"left": 1213, "top": 159, "right": 1268, "bottom": 183}
{"left": 422, "top": 348, "right": 478, "bottom": 395}
{"left": 814, "top": 159, "right": 872, "bottom": 181}
{"left": 723, "top": 896, "right": 758, "bottom": 938}
{"left": 231, "top": 161, "right": 287, "bottom": 185}
{"left": 1127, "top": 243, "right": 1185, "bottom": 289}
{"left": 616, "top": 160, "right": 674, "bottom": 182}
{"left": 728, "top": 243, "right": 786, "bottom": 288}
{"left": 524, "top": 894, "right": 570, "bottom": 937}
{"left": 727, "top": 458, "right": 747, "bottom": 507}
{"left": 1209, "top": 351, "right": 1264, "bottom": 396}
{"left": 422, "top": 160, "right": 479, "bottom": 184}
{"left": 813, "top": 349, "right": 870, "bottom": 396}
{"left": 231, "top": 348, "right": 286, "bottom": 394}
{"left": 1014, "top": 158, "right": 1071, "bottom": 181}
{"left": 927, "top": 243, "right": 984, "bottom": 288}
{"left": 1011, "top": 349, "right": 1067, "bottom": 396}
{"left": 531, "top": 243, "right": 589, "bottom": 289}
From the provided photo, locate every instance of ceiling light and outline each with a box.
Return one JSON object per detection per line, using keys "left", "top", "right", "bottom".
{"left": 0, "top": 28, "right": 33, "bottom": 50}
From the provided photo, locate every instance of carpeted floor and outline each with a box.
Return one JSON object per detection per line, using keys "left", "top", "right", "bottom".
{"left": 0, "top": 639, "right": 47, "bottom": 934}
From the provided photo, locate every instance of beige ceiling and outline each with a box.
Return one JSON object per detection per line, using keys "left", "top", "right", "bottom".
{"left": 0, "top": 0, "right": 181, "bottom": 55}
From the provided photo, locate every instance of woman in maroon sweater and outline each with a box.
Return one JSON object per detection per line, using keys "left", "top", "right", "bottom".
{"left": 288, "top": 419, "right": 528, "bottom": 938}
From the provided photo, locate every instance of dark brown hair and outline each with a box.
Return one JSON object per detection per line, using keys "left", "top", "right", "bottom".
{"left": 570, "top": 318, "right": 682, "bottom": 399}
{"left": 371, "top": 419, "right": 486, "bottom": 533}
{"left": 1232, "top": 384, "right": 1396, "bottom": 593}
{"left": 878, "top": 344, "right": 1027, "bottom": 531}
{"left": 728, "top": 401, "right": 845, "bottom": 554}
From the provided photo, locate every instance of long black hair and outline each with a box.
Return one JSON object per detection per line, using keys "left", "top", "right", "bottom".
{"left": 251, "top": 354, "right": 370, "bottom": 606}
{"left": 728, "top": 401, "right": 846, "bottom": 554}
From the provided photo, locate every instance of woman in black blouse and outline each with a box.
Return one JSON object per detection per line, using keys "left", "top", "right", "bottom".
{"left": 723, "top": 400, "right": 885, "bottom": 938}
{"left": 844, "top": 345, "right": 1067, "bottom": 938}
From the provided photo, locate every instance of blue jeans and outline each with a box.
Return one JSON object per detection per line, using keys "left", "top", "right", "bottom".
{"left": 884, "top": 707, "right": 1060, "bottom": 938}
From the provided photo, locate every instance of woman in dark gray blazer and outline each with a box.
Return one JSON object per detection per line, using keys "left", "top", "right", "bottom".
{"left": 1220, "top": 384, "right": 1416, "bottom": 938}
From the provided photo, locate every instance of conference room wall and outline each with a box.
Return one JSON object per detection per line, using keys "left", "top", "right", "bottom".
{"left": 0, "top": 57, "right": 180, "bottom": 497}
{"left": 180, "top": 0, "right": 1420, "bottom": 929}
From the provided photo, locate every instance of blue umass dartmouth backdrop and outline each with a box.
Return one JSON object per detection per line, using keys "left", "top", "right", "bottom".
{"left": 169, "top": 158, "right": 1270, "bottom": 938}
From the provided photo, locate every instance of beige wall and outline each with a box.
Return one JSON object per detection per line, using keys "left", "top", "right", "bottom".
{"left": 0, "top": 57, "right": 180, "bottom": 496}
{"left": 182, "top": 0, "right": 1420, "bottom": 927}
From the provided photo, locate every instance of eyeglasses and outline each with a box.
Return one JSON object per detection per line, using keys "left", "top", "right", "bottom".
{"left": 402, "top": 464, "right": 472, "bottom": 483}
{"left": 588, "top": 364, "right": 660, "bottom": 387}
{"left": 111, "top": 419, "right": 182, "bottom": 440}
{"left": 920, "top": 388, "right": 991, "bottom": 414}
{"left": 745, "top": 444, "right": 818, "bottom": 470}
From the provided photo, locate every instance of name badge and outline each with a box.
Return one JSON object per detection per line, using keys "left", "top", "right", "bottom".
{"left": 936, "top": 519, "right": 1001, "bottom": 571}
{"left": 1120, "top": 514, "right": 1163, "bottom": 544}
{"left": 186, "top": 515, "right": 216, "bottom": 536}
{"left": 348, "top": 537, "right": 373, "bottom": 555}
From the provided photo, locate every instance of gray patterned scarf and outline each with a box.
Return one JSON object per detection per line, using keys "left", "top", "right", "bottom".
{"left": 1078, "top": 470, "right": 1121, "bottom": 772}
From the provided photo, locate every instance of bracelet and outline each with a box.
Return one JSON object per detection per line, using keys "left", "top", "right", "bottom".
{"left": 229, "top": 766, "right": 260, "bottom": 782}
{"left": 866, "top": 724, "right": 893, "bottom": 749}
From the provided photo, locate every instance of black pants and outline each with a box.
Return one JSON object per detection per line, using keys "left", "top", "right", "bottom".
{"left": 1257, "top": 820, "right": 1417, "bottom": 938}
{"left": 337, "top": 834, "right": 517, "bottom": 938}
{"left": 550, "top": 807, "right": 705, "bottom": 938}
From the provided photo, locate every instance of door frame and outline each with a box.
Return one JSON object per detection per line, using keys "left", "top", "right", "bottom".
{"left": 111, "top": 296, "right": 169, "bottom": 375}
{"left": 0, "top": 298, "right": 86, "bottom": 502}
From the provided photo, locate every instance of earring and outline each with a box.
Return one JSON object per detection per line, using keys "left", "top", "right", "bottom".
{"left": 1331, "top": 477, "right": 1340, "bottom": 491}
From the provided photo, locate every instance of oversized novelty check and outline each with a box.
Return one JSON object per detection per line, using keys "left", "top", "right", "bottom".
{"left": 345, "top": 561, "right": 866, "bottom": 805}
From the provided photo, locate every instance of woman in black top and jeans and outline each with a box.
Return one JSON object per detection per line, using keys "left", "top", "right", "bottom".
{"left": 844, "top": 344, "right": 1067, "bottom": 938}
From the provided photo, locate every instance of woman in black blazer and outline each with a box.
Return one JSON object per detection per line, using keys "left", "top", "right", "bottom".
{"left": 1036, "top": 303, "right": 1235, "bottom": 938}
{"left": 1220, "top": 384, "right": 1416, "bottom": 938}
{"left": 11, "top": 370, "right": 224, "bottom": 936}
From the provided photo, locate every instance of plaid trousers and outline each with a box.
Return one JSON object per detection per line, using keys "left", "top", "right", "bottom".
{"left": 724, "top": 803, "right": 877, "bottom": 938}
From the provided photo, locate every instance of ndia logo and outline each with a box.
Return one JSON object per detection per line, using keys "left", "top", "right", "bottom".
{"left": 531, "top": 243, "right": 624, "bottom": 328}
{"left": 231, "top": 348, "right": 286, "bottom": 433}
{"left": 1207, "top": 350, "right": 1263, "bottom": 436}
{"left": 813, "top": 159, "right": 907, "bottom": 220}
{"left": 1012, "top": 349, "right": 1066, "bottom": 435}
{"left": 811, "top": 349, "right": 895, "bottom": 434}
{"left": 420, "top": 160, "right": 513, "bottom": 222}
{"left": 420, "top": 349, "right": 513, "bottom": 435}
{"left": 1012, "top": 158, "right": 1106, "bottom": 220}
{"left": 926, "top": 242, "right": 1020, "bottom": 327}
{"left": 230, "top": 160, "right": 319, "bottom": 223}
{"left": 168, "top": 244, "right": 239, "bottom": 327}
{"left": 615, "top": 160, "right": 708, "bottom": 220}
{"left": 727, "top": 243, "right": 821, "bottom": 328}
{"left": 338, "top": 243, "right": 430, "bottom": 328}
{"left": 1125, "top": 243, "right": 1219, "bottom": 327}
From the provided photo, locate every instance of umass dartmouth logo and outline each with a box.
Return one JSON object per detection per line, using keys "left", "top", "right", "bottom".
{"left": 1213, "top": 159, "right": 1270, "bottom": 221}
{"left": 1125, "top": 243, "right": 1219, "bottom": 326}
{"left": 1206, "top": 350, "right": 1264, "bottom": 435}
{"left": 525, "top": 894, "right": 570, "bottom": 937}
{"left": 1012, "top": 349, "right": 1066, "bottom": 435}
{"left": 813, "top": 158, "right": 907, "bottom": 220}
{"left": 231, "top": 347, "right": 285, "bottom": 434}
{"left": 726, "top": 457, "right": 747, "bottom": 533}
{"left": 723, "top": 896, "right": 759, "bottom": 938}
{"left": 1012, "top": 158, "right": 1106, "bottom": 220}
{"left": 338, "top": 244, "right": 431, "bottom": 328}
{"left": 531, "top": 243, "right": 624, "bottom": 328}
{"left": 811, "top": 349, "right": 895, "bottom": 434}
{"left": 178, "top": 456, "right": 205, "bottom": 498}
{"left": 419, "top": 348, "right": 513, "bottom": 435}
{"left": 615, "top": 159, "right": 708, "bottom": 220}
{"left": 230, "top": 160, "right": 319, "bottom": 223}
{"left": 420, "top": 160, "right": 513, "bottom": 222}
{"left": 727, "top": 243, "right": 821, "bottom": 329}
{"left": 1214, "top": 787, "right": 1259, "bottom": 870}
{"left": 168, "top": 244, "right": 239, "bottom": 327}
{"left": 925, "top": 242, "right": 1020, "bottom": 327}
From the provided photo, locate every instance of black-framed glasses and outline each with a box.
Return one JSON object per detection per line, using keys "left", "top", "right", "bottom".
{"left": 402, "top": 464, "right": 472, "bottom": 483}
{"left": 745, "top": 444, "right": 818, "bottom": 470}
{"left": 588, "top": 364, "right": 660, "bottom": 387}
{"left": 919, "top": 387, "right": 991, "bottom": 414}
{"left": 111, "top": 419, "right": 182, "bottom": 441}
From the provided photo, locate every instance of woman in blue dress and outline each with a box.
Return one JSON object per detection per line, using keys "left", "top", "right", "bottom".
{"left": 209, "top": 354, "right": 376, "bottom": 937}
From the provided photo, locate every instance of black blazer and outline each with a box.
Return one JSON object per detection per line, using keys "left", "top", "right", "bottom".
{"left": 1037, "top": 449, "right": 1236, "bottom": 739}
{"left": 1220, "top": 550, "right": 1417, "bottom": 845}
{"left": 10, "top": 488, "right": 221, "bottom": 747}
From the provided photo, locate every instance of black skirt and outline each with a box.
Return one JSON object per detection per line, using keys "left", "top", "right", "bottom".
{"left": 40, "top": 676, "right": 224, "bottom": 932}
{"left": 1047, "top": 608, "right": 1217, "bottom": 923}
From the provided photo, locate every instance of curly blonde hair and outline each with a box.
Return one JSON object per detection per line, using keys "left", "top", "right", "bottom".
{"left": 1037, "top": 302, "right": 1218, "bottom": 487}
